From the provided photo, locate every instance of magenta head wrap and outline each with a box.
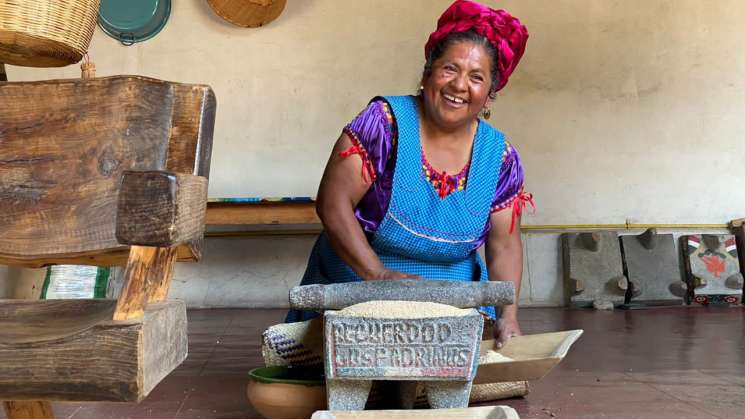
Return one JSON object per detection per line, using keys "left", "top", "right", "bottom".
{"left": 424, "top": 0, "right": 529, "bottom": 91}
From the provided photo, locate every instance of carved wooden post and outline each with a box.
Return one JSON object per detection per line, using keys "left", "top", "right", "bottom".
{"left": 3, "top": 401, "right": 53, "bottom": 419}
{"left": 113, "top": 245, "right": 179, "bottom": 320}
{"left": 145, "top": 248, "right": 179, "bottom": 303}
{"left": 113, "top": 170, "right": 207, "bottom": 319}
{"left": 114, "top": 246, "right": 179, "bottom": 320}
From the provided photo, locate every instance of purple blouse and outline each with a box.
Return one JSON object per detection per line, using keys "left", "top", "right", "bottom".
{"left": 341, "top": 100, "right": 531, "bottom": 246}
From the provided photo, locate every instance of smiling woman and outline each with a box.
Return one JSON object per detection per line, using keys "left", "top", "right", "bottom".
{"left": 286, "top": 0, "right": 532, "bottom": 348}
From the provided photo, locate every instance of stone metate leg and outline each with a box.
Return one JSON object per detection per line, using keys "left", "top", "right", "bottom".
{"left": 327, "top": 379, "right": 372, "bottom": 411}
{"left": 394, "top": 381, "right": 419, "bottom": 409}
{"left": 424, "top": 380, "right": 472, "bottom": 409}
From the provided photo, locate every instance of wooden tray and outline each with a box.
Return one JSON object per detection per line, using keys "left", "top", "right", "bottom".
{"left": 312, "top": 406, "right": 519, "bottom": 419}
{"left": 474, "top": 330, "right": 583, "bottom": 384}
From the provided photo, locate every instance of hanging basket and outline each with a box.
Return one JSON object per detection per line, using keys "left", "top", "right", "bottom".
{"left": 0, "top": 0, "right": 100, "bottom": 67}
{"left": 207, "top": 0, "right": 287, "bottom": 28}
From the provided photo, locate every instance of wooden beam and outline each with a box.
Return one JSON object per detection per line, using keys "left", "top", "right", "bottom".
{"left": 0, "top": 77, "right": 215, "bottom": 265}
{"left": 203, "top": 201, "right": 735, "bottom": 234}
{"left": 166, "top": 84, "right": 216, "bottom": 178}
{"left": 205, "top": 229, "right": 321, "bottom": 237}
{"left": 114, "top": 246, "right": 177, "bottom": 321}
{"left": 0, "top": 244, "right": 198, "bottom": 269}
{"left": 206, "top": 201, "right": 319, "bottom": 225}
{"left": 1, "top": 299, "right": 115, "bottom": 344}
{"left": 0, "top": 300, "right": 186, "bottom": 402}
{"left": 3, "top": 401, "right": 53, "bottom": 419}
{"left": 116, "top": 171, "right": 208, "bottom": 247}
{"left": 0, "top": 248, "right": 131, "bottom": 269}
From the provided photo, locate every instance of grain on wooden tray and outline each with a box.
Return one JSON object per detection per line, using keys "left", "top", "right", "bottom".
{"left": 340, "top": 300, "right": 470, "bottom": 318}
{"left": 479, "top": 350, "right": 514, "bottom": 364}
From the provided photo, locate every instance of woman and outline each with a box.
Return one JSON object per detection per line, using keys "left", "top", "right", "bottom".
{"left": 287, "top": 0, "right": 532, "bottom": 348}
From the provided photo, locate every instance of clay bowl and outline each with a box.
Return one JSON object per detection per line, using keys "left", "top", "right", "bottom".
{"left": 247, "top": 366, "right": 326, "bottom": 419}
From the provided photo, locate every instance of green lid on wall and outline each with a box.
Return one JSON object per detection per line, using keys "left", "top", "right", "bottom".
{"left": 98, "top": 0, "right": 171, "bottom": 45}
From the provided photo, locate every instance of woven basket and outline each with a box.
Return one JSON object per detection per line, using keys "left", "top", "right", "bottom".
{"left": 207, "top": 0, "right": 286, "bottom": 28}
{"left": 469, "top": 381, "right": 529, "bottom": 403}
{"left": 0, "top": 0, "right": 100, "bottom": 67}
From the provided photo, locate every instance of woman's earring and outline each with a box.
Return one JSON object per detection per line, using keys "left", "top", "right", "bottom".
{"left": 483, "top": 107, "right": 491, "bottom": 119}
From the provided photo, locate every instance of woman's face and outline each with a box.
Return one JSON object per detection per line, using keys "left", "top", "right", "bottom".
{"left": 421, "top": 41, "right": 493, "bottom": 130}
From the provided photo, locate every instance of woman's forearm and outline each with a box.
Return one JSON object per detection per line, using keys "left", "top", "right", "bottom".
{"left": 486, "top": 240, "right": 523, "bottom": 318}
{"left": 315, "top": 132, "right": 386, "bottom": 280}
{"left": 485, "top": 209, "right": 524, "bottom": 319}
{"left": 317, "top": 198, "right": 384, "bottom": 279}
{"left": 316, "top": 132, "right": 418, "bottom": 281}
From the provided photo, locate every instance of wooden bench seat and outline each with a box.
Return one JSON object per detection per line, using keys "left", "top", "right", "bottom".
{"left": 0, "top": 300, "right": 186, "bottom": 402}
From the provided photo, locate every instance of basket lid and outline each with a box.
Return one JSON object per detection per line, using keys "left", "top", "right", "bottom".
{"left": 207, "top": 0, "right": 287, "bottom": 28}
{"left": 98, "top": 0, "right": 171, "bottom": 45}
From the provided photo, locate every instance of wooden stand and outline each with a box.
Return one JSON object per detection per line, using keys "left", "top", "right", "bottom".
{"left": 0, "top": 76, "right": 215, "bottom": 418}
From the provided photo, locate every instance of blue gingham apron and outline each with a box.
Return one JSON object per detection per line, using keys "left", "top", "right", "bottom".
{"left": 286, "top": 96, "right": 506, "bottom": 322}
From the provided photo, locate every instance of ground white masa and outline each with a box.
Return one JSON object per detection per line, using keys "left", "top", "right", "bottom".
{"left": 339, "top": 300, "right": 471, "bottom": 318}
{"left": 479, "top": 350, "right": 514, "bottom": 364}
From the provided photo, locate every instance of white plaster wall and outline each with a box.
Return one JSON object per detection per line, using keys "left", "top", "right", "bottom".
{"left": 1, "top": 229, "right": 731, "bottom": 306}
{"left": 4, "top": 1, "right": 744, "bottom": 304}
{"left": 168, "top": 228, "right": 729, "bottom": 308}
{"left": 0, "top": 267, "right": 46, "bottom": 299}
{"left": 7, "top": 0, "right": 745, "bottom": 224}
{"left": 169, "top": 236, "right": 314, "bottom": 307}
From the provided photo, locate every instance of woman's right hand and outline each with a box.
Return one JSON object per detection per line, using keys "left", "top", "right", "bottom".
{"left": 318, "top": 132, "right": 421, "bottom": 284}
{"left": 367, "top": 269, "right": 422, "bottom": 281}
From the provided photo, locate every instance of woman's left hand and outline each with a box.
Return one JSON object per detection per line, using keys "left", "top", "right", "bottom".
{"left": 494, "top": 316, "right": 522, "bottom": 348}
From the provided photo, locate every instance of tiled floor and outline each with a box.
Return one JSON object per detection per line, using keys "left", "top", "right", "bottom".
{"left": 4, "top": 306, "right": 744, "bottom": 419}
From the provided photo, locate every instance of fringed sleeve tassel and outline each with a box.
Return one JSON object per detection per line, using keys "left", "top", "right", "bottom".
{"left": 509, "top": 190, "right": 535, "bottom": 234}
{"left": 339, "top": 127, "right": 377, "bottom": 184}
